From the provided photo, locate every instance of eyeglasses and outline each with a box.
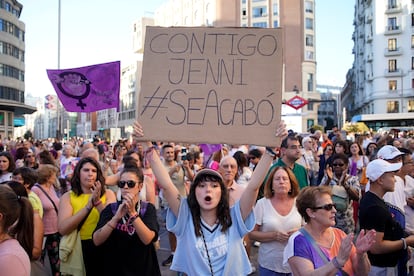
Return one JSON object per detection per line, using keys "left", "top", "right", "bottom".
{"left": 313, "top": 203, "right": 336, "bottom": 211}
{"left": 25, "top": 155, "right": 34, "bottom": 158}
{"left": 332, "top": 163, "right": 345, "bottom": 167}
{"left": 117, "top": 180, "right": 137, "bottom": 188}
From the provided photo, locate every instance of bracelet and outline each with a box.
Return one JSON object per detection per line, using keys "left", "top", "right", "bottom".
{"left": 93, "top": 200, "right": 102, "bottom": 207}
{"left": 332, "top": 257, "right": 344, "bottom": 269}
{"left": 265, "top": 147, "right": 277, "bottom": 157}
{"left": 401, "top": 238, "right": 407, "bottom": 250}
{"left": 128, "top": 213, "right": 139, "bottom": 224}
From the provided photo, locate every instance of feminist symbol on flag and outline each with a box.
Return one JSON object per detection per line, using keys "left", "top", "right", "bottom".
{"left": 54, "top": 71, "right": 91, "bottom": 110}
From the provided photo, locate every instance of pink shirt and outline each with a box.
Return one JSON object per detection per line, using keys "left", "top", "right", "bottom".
{"left": 228, "top": 180, "right": 245, "bottom": 207}
{"left": 32, "top": 185, "right": 59, "bottom": 234}
{"left": 0, "top": 239, "right": 30, "bottom": 276}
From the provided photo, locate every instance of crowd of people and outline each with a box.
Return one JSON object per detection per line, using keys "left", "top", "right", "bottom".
{"left": 2, "top": 124, "right": 414, "bottom": 275}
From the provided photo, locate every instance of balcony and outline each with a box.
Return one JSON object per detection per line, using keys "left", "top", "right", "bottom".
{"left": 385, "top": 25, "right": 402, "bottom": 35}
{"left": 366, "top": 33, "right": 373, "bottom": 42}
{"left": 384, "top": 47, "right": 403, "bottom": 56}
{"left": 384, "top": 68, "right": 403, "bottom": 77}
{"left": 366, "top": 13, "right": 373, "bottom": 23}
{"left": 367, "top": 53, "right": 373, "bottom": 62}
{"left": 367, "top": 72, "right": 374, "bottom": 81}
{"left": 385, "top": 4, "right": 402, "bottom": 14}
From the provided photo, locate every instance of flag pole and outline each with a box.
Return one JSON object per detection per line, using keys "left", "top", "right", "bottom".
{"left": 56, "top": 0, "right": 61, "bottom": 140}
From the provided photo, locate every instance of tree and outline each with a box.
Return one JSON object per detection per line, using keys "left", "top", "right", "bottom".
{"left": 23, "top": 130, "right": 33, "bottom": 140}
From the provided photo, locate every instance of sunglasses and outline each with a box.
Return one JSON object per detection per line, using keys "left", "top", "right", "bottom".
{"left": 332, "top": 163, "right": 345, "bottom": 167}
{"left": 25, "top": 155, "right": 34, "bottom": 158}
{"left": 117, "top": 180, "right": 137, "bottom": 188}
{"left": 313, "top": 203, "right": 336, "bottom": 211}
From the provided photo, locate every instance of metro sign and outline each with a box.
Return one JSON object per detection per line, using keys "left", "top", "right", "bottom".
{"left": 285, "top": 95, "right": 308, "bottom": 110}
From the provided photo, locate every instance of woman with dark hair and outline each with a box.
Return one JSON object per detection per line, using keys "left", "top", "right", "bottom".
{"left": 284, "top": 186, "right": 375, "bottom": 276}
{"left": 318, "top": 144, "right": 334, "bottom": 184}
{"left": 249, "top": 166, "right": 302, "bottom": 275}
{"left": 24, "top": 150, "right": 39, "bottom": 169}
{"left": 93, "top": 166, "right": 161, "bottom": 275}
{"left": 365, "top": 142, "right": 378, "bottom": 161}
{"left": 133, "top": 121, "right": 287, "bottom": 275}
{"left": 58, "top": 157, "right": 116, "bottom": 275}
{"left": 12, "top": 168, "right": 44, "bottom": 260}
{"left": 233, "top": 150, "right": 252, "bottom": 187}
{"left": 0, "top": 151, "right": 15, "bottom": 183}
{"left": 0, "top": 185, "right": 34, "bottom": 276}
{"left": 320, "top": 153, "right": 361, "bottom": 234}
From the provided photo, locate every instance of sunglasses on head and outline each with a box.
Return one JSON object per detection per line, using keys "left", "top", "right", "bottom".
{"left": 313, "top": 203, "right": 336, "bottom": 211}
{"left": 117, "top": 180, "right": 137, "bottom": 188}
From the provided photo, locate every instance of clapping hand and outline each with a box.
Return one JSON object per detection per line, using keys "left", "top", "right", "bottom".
{"left": 354, "top": 229, "right": 376, "bottom": 254}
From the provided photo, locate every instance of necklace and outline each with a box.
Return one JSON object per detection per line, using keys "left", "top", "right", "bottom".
{"left": 200, "top": 228, "right": 214, "bottom": 276}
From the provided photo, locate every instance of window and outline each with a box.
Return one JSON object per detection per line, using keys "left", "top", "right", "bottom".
{"left": 252, "top": 6, "right": 267, "bottom": 17}
{"left": 388, "top": 0, "right": 397, "bottom": 9}
{"left": 412, "top": 13, "right": 414, "bottom": 26}
{"left": 412, "top": 35, "right": 414, "bottom": 48}
{"left": 242, "top": 9, "right": 246, "bottom": 16}
{"left": 273, "top": 20, "right": 278, "bottom": 28}
{"left": 412, "top": 78, "right": 414, "bottom": 88}
{"left": 389, "top": 80, "right": 397, "bottom": 90}
{"left": 307, "top": 119, "right": 314, "bottom": 130}
{"left": 0, "top": 112, "right": 4, "bottom": 126}
{"left": 273, "top": 3, "right": 278, "bottom": 15}
{"left": 388, "top": 17, "right": 397, "bottom": 30}
{"left": 387, "top": 101, "right": 399, "bottom": 113}
{"left": 306, "top": 35, "right": 314, "bottom": 47}
{"left": 306, "top": 51, "right": 314, "bottom": 60}
{"left": 412, "top": 57, "right": 414, "bottom": 69}
{"left": 388, "top": 59, "right": 397, "bottom": 72}
{"left": 306, "top": 18, "right": 313, "bottom": 30}
{"left": 253, "top": 22, "right": 267, "bottom": 28}
{"left": 305, "top": 1, "right": 313, "bottom": 13}
{"left": 409, "top": 100, "right": 414, "bottom": 112}
{"left": 388, "top": 38, "right": 397, "bottom": 51}
{"left": 307, "top": 73, "right": 314, "bottom": 92}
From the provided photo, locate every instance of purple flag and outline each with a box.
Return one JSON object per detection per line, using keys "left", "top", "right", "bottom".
{"left": 199, "top": 144, "right": 222, "bottom": 156}
{"left": 46, "top": 61, "right": 120, "bottom": 112}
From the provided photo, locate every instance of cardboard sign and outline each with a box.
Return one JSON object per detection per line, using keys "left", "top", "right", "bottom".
{"left": 138, "top": 26, "right": 283, "bottom": 147}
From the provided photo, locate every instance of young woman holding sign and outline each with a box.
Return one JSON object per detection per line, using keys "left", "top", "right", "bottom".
{"left": 132, "top": 120, "right": 287, "bottom": 275}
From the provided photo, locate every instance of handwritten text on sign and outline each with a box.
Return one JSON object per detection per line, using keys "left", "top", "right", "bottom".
{"left": 138, "top": 27, "right": 283, "bottom": 146}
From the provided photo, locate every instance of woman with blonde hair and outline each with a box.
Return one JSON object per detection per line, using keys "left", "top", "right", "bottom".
{"left": 249, "top": 166, "right": 302, "bottom": 275}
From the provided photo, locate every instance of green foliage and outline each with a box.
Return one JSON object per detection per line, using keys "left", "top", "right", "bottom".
{"left": 23, "top": 130, "right": 33, "bottom": 140}
{"left": 343, "top": 122, "right": 369, "bottom": 134}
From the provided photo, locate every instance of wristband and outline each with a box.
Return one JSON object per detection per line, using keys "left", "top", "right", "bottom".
{"left": 128, "top": 213, "right": 139, "bottom": 224}
{"left": 332, "top": 257, "right": 344, "bottom": 269}
{"left": 93, "top": 200, "right": 102, "bottom": 207}
{"left": 402, "top": 238, "right": 407, "bottom": 250}
{"left": 265, "top": 147, "right": 277, "bottom": 157}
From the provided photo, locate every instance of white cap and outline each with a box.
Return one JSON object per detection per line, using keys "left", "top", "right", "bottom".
{"left": 377, "top": 145, "right": 404, "bottom": 160}
{"left": 366, "top": 159, "right": 402, "bottom": 182}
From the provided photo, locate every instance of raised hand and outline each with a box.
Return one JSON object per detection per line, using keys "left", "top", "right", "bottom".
{"left": 354, "top": 229, "right": 376, "bottom": 254}
{"left": 336, "top": 233, "right": 354, "bottom": 266}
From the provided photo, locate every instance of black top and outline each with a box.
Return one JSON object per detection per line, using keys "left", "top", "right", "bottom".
{"left": 359, "top": 191, "right": 404, "bottom": 267}
{"left": 95, "top": 201, "right": 161, "bottom": 276}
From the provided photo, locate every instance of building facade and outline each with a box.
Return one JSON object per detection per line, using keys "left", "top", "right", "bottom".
{"left": 0, "top": 0, "right": 36, "bottom": 139}
{"left": 344, "top": 0, "right": 414, "bottom": 129}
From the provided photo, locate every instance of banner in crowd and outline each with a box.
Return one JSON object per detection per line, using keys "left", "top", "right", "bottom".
{"left": 46, "top": 61, "right": 120, "bottom": 112}
{"left": 138, "top": 26, "right": 283, "bottom": 147}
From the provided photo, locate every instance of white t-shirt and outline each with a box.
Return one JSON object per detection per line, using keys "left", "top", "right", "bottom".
{"left": 383, "top": 175, "right": 406, "bottom": 212}
{"left": 254, "top": 197, "right": 302, "bottom": 273}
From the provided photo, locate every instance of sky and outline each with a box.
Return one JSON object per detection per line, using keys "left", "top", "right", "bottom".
{"left": 19, "top": 0, "right": 354, "bottom": 98}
